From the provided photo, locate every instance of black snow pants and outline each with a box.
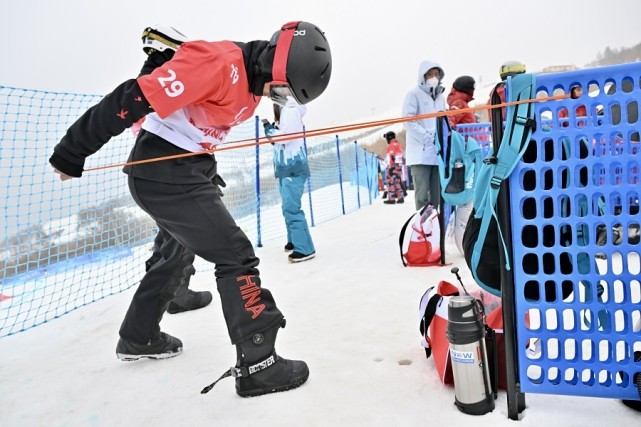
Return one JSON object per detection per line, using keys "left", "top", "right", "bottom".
{"left": 119, "top": 130, "right": 284, "bottom": 345}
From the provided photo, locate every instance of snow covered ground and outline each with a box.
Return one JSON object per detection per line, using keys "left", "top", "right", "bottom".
{"left": 1, "top": 192, "right": 639, "bottom": 426}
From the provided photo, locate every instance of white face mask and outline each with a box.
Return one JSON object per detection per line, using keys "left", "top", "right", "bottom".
{"left": 425, "top": 76, "right": 439, "bottom": 88}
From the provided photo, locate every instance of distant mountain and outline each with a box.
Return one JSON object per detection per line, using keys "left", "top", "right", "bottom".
{"left": 587, "top": 42, "right": 641, "bottom": 67}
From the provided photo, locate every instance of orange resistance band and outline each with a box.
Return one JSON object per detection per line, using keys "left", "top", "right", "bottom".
{"left": 83, "top": 93, "right": 568, "bottom": 173}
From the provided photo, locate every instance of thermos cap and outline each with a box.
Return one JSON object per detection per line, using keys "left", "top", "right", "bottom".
{"left": 448, "top": 295, "right": 476, "bottom": 309}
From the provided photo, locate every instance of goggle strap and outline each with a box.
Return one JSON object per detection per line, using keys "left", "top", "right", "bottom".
{"left": 141, "top": 27, "right": 183, "bottom": 50}
{"left": 272, "top": 21, "right": 300, "bottom": 83}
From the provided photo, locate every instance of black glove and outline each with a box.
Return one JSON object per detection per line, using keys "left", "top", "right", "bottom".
{"left": 212, "top": 174, "right": 227, "bottom": 188}
{"left": 212, "top": 174, "right": 226, "bottom": 197}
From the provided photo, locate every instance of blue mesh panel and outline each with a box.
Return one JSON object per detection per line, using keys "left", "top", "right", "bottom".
{"left": 509, "top": 63, "right": 641, "bottom": 399}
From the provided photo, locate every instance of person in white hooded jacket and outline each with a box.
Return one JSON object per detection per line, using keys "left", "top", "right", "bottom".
{"left": 402, "top": 60, "right": 446, "bottom": 210}
{"left": 265, "top": 97, "right": 316, "bottom": 263}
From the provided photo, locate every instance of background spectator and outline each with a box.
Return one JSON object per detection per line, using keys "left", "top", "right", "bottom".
{"left": 402, "top": 60, "right": 446, "bottom": 210}
{"left": 488, "top": 60, "right": 526, "bottom": 120}
{"left": 447, "top": 75, "right": 477, "bottom": 128}
{"left": 266, "top": 98, "right": 316, "bottom": 263}
{"left": 382, "top": 131, "right": 405, "bottom": 205}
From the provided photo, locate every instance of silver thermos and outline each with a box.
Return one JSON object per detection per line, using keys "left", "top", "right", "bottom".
{"left": 446, "top": 295, "right": 495, "bottom": 415}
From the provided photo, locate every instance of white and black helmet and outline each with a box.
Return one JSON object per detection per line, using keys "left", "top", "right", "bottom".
{"left": 142, "top": 25, "right": 188, "bottom": 54}
{"left": 268, "top": 21, "right": 332, "bottom": 105}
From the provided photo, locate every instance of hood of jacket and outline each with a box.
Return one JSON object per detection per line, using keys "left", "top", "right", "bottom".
{"left": 417, "top": 60, "right": 445, "bottom": 99}
{"left": 416, "top": 60, "right": 444, "bottom": 85}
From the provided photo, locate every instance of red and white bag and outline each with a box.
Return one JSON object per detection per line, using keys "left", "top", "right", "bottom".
{"left": 399, "top": 204, "right": 441, "bottom": 266}
{"left": 419, "top": 280, "right": 506, "bottom": 390}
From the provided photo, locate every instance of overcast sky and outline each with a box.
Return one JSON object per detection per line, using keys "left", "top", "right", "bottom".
{"left": 2, "top": 0, "right": 641, "bottom": 129}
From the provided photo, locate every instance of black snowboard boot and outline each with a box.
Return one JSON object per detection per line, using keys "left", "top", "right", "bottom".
{"left": 200, "top": 322, "right": 309, "bottom": 397}
{"left": 116, "top": 331, "right": 183, "bottom": 361}
{"left": 200, "top": 274, "right": 307, "bottom": 396}
{"left": 145, "top": 232, "right": 211, "bottom": 314}
{"left": 234, "top": 324, "right": 309, "bottom": 397}
{"left": 167, "top": 265, "right": 213, "bottom": 314}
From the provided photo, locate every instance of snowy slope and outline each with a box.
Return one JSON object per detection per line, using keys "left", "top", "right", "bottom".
{"left": 0, "top": 192, "right": 639, "bottom": 427}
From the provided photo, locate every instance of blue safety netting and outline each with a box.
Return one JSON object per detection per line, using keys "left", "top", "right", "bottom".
{"left": 0, "top": 85, "right": 381, "bottom": 338}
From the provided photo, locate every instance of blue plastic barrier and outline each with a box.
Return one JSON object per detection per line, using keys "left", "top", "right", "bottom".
{"left": 509, "top": 62, "right": 641, "bottom": 401}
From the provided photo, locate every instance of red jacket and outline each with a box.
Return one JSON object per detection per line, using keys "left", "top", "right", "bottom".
{"left": 50, "top": 40, "right": 260, "bottom": 178}
{"left": 447, "top": 88, "right": 476, "bottom": 127}
{"left": 385, "top": 139, "right": 404, "bottom": 166}
{"left": 138, "top": 41, "right": 260, "bottom": 151}
{"left": 138, "top": 41, "right": 258, "bottom": 124}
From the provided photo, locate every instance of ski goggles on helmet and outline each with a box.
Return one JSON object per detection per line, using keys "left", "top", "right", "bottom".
{"left": 269, "top": 82, "right": 295, "bottom": 106}
{"left": 269, "top": 21, "right": 301, "bottom": 105}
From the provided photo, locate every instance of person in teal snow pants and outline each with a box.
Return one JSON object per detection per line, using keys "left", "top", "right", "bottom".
{"left": 265, "top": 97, "right": 316, "bottom": 263}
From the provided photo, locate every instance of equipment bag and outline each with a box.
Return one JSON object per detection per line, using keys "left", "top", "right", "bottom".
{"left": 419, "top": 280, "right": 506, "bottom": 390}
{"left": 435, "top": 117, "right": 483, "bottom": 206}
{"left": 399, "top": 204, "right": 441, "bottom": 266}
{"left": 462, "top": 73, "right": 537, "bottom": 296}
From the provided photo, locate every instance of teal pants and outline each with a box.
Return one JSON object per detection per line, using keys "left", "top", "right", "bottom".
{"left": 279, "top": 175, "right": 315, "bottom": 255}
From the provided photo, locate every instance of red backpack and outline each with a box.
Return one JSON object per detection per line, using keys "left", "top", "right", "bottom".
{"left": 419, "top": 280, "right": 506, "bottom": 390}
{"left": 399, "top": 205, "right": 441, "bottom": 266}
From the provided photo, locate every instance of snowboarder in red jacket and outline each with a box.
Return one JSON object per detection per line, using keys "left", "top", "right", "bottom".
{"left": 49, "top": 21, "right": 332, "bottom": 397}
